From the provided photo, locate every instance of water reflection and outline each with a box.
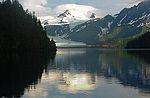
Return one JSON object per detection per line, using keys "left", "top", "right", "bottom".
{"left": 102, "top": 50, "right": 150, "bottom": 93}
{"left": 44, "top": 71, "right": 96, "bottom": 93}
{"left": 23, "top": 48, "right": 150, "bottom": 98}
{"left": 0, "top": 52, "right": 55, "bottom": 98}
{"left": 1, "top": 48, "right": 150, "bottom": 98}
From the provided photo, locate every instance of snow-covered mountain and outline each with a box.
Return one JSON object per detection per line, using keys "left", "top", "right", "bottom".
{"left": 38, "top": 4, "right": 100, "bottom": 27}
{"left": 38, "top": 5, "right": 99, "bottom": 41}
{"left": 39, "top": 12, "right": 88, "bottom": 27}
{"left": 43, "top": 1, "right": 150, "bottom": 47}
{"left": 38, "top": 4, "right": 101, "bottom": 47}
{"left": 64, "top": 1, "right": 150, "bottom": 45}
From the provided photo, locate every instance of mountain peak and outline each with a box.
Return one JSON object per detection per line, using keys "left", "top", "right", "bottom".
{"left": 138, "top": 0, "right": 150, "bottom": 7}
{"left": 104, "top": 15, "right": 114, "bottom": 20}
{"left": 140, "top": 0, "right": 150, "bottom": 3}
{"left": 90, "top": 13, "right": 96, "bottom": 19}
{"left": 46, "top": 1, "right": 150, "bottom": 45}
{"left": 57, "top": 9, "right": 71, "bottom": 18}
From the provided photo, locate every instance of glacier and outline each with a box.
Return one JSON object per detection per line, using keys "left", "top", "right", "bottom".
{"left": 48, "top": 36, "right": 87, "bottom": 48}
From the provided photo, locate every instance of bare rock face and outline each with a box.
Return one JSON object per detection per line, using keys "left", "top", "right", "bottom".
{"left": 146, "top": 16, "right": 150, "bottom": 28}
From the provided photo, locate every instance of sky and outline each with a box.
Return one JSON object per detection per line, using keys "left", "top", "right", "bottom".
{"left": 18, "top": 0, "right": 146, "bottom": 17}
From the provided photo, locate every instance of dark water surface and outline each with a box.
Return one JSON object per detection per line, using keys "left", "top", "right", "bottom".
{"left": 1, "top": 48, "right": 150, "bottom": 98}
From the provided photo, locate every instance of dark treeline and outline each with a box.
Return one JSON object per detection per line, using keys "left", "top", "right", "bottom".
{"left": 0, "top": 51, "right": 55, "bottom": 98}
{"left": 126, "top": 32, "right": 150, "bottom": 49}
{"left": 0, "top": 0, "right": 57, "bottom": 54}
{"left": 0, "top": 1, "right": 57, "bottom": 97}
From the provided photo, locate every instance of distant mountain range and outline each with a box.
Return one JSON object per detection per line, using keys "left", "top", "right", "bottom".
{"left": 42, "top": 1, "right": 150, "bottom": 47}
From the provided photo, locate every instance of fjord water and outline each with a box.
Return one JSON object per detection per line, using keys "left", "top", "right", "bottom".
{"left": 1, "top": 48, "right": 150, "bottom": 98}
{"left": 21, "top": 48, "right": 150, "bottom": 98}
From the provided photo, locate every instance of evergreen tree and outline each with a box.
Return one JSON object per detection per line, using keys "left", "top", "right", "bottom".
{"left": 0, "top": 0, "right": 57, "bottom": 54}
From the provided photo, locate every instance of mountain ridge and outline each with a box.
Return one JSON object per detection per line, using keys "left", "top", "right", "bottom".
{"left": 45, "top": 1, "right": 150, "bottom": 47}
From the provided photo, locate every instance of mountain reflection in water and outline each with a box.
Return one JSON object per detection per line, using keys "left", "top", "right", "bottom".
{"left": 23, "top": 48, "right": 150, "bottom": 98}
{"left": 0, "top": 48, "right": 150, "bottom": 98}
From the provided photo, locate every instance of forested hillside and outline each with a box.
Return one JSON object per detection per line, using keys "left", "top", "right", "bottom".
{"left": 0, "top": 0, "right": 57, "bottom": 53}
{"left": 126, "top": 32, "right": 150, "bottom": 49}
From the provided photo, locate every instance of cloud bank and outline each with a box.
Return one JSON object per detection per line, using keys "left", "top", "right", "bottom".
{"left": 54, "top": 4, "right": 105, "bottom": 18}
{"left": 18, "top": 0, "right": 106, "bottom": 17}
{"left": 19, "top": 0, "right": 52, "bottom": 16}
{"left": 18, "top": 0, "right": 148, "bottom": 17}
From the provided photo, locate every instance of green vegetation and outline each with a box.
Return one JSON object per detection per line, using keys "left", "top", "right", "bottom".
{"left": 100, "top": 26, "right": 123, "bottom": 42}
{"left": 100, "top": 25, "right": 150, "bottom": 48}
{"left": 0, "top": 0, "right": 57, "bottom": 54}
{"left": 126, "top": 31, "right": 150, "bottom": 49}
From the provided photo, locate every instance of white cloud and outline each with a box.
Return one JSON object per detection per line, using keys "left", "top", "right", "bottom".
{"left": 18, "top": 0, "right": 106, "bottom": 17}
{"left": 38, "top": 4, "right": 106, "bottom": 25}
{"left": 19, "top": 0, "right": 52, "bottom": 16}
{"left": 54, "top": 4, "right": 106, "bottom": 18}
{"left": 17, "top": 0, "right": 149, "bottom": 17}
{"left": 20, "top": 0, "right": 47, "bottom": 6}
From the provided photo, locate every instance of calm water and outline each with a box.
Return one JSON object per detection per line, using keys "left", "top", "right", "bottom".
{"left": 1, "top": 48, "right": 150, "bottom": 98}
{"left": 21, "top": 48, "right": 150, "bottom": 98}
